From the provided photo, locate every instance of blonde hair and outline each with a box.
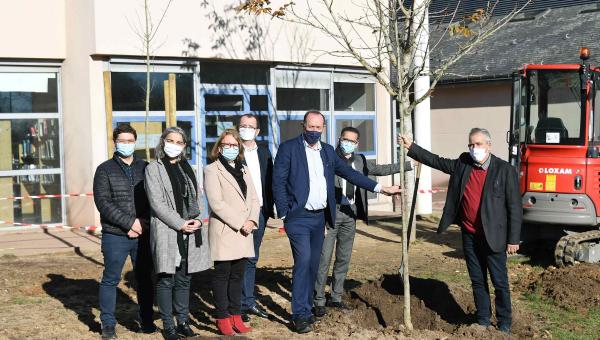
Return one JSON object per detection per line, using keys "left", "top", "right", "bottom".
{"left": 210, "top": 128, "right": 244, "bottom": 162}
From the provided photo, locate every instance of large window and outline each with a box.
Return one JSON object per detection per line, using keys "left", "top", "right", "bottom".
{"left": 111, "top": 72, "right": 194, "bottom": 111}
{"left": 0, "top": 69, "right": 63, "bottom": 227}
{"left": 333, "top": 73, "right": 377, "bottom": 156}
{"left": 110, "top": 67, "right": 197, "bottom": 164}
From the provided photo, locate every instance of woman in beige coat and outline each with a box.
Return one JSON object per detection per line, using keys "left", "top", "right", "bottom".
{"left": 204, "top": 128, "right": 260, "bottom": 335}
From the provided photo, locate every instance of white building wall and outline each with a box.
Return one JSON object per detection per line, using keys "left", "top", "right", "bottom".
{"left": 0, "top": 0, "right": 66, "bottom": 59}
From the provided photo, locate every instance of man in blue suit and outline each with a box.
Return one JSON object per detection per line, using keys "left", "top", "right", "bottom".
{"left": 273, "top": 111, "right": 401, "bottom": 333}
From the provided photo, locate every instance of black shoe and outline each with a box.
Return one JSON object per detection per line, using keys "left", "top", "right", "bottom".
{"left": 241, "top": 313, "right": 251, "bottom": 322}
{"left": 308, "top": 315, "right": 317, "bottom": 324}
{"left": 175, "top": 322, "right": 197, "bottom": 337}
{"left": 101, "top": 326, "right": 117, "bottom": 340}
{"left": 326, "top": 300, "right": 350, "bottom": 310}
{"left": 498, "top": 324, "right": 511, "bottom": 334}
{"left": 247, "top": 304, "right": 270, "bottom": 319}
{"left": 140, "top": 321, "right": 157, "bottom": 334}
{"left": 313, "top": 305, "right": 327, "bottom": 317}
{"left": 292, "top": 319, "right": 313, "bottom": 334}
{"left": 162, "top": 327, "right": 180, "bottom": 340}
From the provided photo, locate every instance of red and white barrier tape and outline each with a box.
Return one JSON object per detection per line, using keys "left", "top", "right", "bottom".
{"left": 0, "top": 221, "right": 98, "bottom": 232}
{"left": 417, "top": 188, "right": 447, "bottom": 194}
{"left": 0, "top": 193, "right": 93, "bottom": 201}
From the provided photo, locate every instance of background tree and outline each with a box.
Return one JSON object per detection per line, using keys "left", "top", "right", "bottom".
{"left": 238, "top": 0, "right": 530, "bottom": 330}
{"left": 129, "top": 0, "right": 174, "bottom": 159}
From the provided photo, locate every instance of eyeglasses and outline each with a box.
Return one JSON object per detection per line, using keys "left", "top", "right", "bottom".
{"left": 340, "top": 138, "right": 358, "bottom": 145}
{"left": 221, "top": 143, "right": 239, "bottom": 149}
{"left": 165, "top": 139, "right": 186, "bottom": 146}
{"left": 115, "top": 139, "right": 136, "bottom": 144}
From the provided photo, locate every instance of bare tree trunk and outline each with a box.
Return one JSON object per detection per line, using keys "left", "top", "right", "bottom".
{"left": 144, "top": 0, "right": 151, "bottom": 160}
{"left": 397, "top": 92, "right": 413, "bottom": 330}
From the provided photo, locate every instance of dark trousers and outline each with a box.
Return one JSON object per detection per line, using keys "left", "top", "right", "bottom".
{"left": 156, "top": 258, "right": 191, "bottom": 330}
{"left": 285, "top": 209, "right": 326, "bottom": 320}
{"left": 462, "top": 229, "right": 512, "bottom": 328}
{"left": 314, "top": 204, "right": 357, "bottom": 306}
{"left": 99, "top": 232, "right": 154, "bottom": 327}
{"left": 212, "top": 258, "right": 247, "bottom": 319}
{"left": 241, "top": 210, "right": 266, "bottom": 310}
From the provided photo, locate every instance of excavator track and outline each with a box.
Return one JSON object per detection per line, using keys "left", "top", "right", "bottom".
{"left": 554, "top": 230, "right": 600, "bottom": 267}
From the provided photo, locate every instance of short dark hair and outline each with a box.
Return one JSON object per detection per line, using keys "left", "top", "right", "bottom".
{"left": 340, "top": 126, "right": 360, "bottom": 139}
{"left": 239, "top": 113, "right": 260, "bottom": 129}
{"left": 303, "top": 110, "right": 326, "bottom": 124}
{"left": 113, "top": 123, "right": 137, "bottom": 141}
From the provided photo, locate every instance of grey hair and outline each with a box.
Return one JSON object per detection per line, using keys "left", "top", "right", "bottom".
{"left": 469, "top": 128, "right": 492, "bottom": 143}
{"left": 155, "top": 126, "right": 189, "bottom": 160}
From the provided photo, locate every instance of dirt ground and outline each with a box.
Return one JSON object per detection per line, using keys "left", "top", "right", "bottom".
{"left": 0, "top": 216, "right": 598, "bottom": 339}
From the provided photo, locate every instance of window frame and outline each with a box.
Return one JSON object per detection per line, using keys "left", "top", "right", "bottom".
{"left": 0, "top": 64, "right": 65, "bottom": 228}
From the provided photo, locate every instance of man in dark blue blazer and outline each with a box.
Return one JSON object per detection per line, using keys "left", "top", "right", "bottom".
{"left": 273, "top": 111, "right": 401, "bottom": 333}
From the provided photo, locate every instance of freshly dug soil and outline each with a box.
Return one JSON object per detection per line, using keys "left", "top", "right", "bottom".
{"left": 317, "top": 274, "right": 537, "bottom": 339}
{"left": 522, "top": 263, "right": 600, "bottom": 311}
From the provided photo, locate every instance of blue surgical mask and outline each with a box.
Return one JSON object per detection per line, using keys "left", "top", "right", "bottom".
{"left": 221, "top": 147, "right": 239, "bottom": 161}
{"left": 303, "top": 131, "right": 322, "bottom": 145}
{"left": 115, "top": 143, "right": 135, "bottom": 157}
{"left": 340, "top": 140, "right": 357, "bottom": 154}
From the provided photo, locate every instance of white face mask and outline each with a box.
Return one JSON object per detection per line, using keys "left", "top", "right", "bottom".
{"left": 239, "top": 127, "right": 256, "bottom": 141}
{"left": 164, "top": 142, "right": 184, "bottom": 158}
{"left": 469, "top": 147, "right": 488, "bottom": 163}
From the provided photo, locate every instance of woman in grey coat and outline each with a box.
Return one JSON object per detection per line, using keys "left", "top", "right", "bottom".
{"left": 145, "top": 127, "right": 211, "bottom": 340}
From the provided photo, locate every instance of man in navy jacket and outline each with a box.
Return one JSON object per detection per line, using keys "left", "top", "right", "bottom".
{"left": 273, "top": 111, "right": 400, "bottom": 333}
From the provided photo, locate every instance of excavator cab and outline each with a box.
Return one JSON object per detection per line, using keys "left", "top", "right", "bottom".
{"left": 508, "top": 48, "right": 600, "bottom": 266}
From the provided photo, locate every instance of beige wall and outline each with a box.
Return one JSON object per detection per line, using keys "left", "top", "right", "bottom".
{"left": 0, "top": 0, "right": 66, "bottom": 59}
{"left": 62, "top": 0, "right": 105, "bottom": 228}
{"left": 430, "top": 81, "right": 512, "bottom": 187}
{"left": 92, "top": 0, "right": 367, "bottom": 66}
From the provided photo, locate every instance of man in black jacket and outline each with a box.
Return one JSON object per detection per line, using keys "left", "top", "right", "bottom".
{"left": 237, "top": 113, "right": 274, "bottom": 322}
{"left": 313, "top": 126, "right": 412, "bottom": 315}
{"left": 399, "top": 128, "right": 521, "bottom": 333}
{"left": 93, "top": 124, "right": 155, "bottom": 339}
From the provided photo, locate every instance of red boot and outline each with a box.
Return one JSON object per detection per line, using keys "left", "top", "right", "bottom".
{"left": 230, "top": 314, "right": 253, "bottom": 333}
{"left": 216, "top": 317, "right": 236, "bottom": 336}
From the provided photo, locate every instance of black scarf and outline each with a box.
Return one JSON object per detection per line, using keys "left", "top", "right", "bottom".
{"left": 336, "top": 146, "right": 355, "bottom": 200}
{"left": 162, "top": 158, "right": 201, "bottom": 257}
{"left": 218, "top": 154, "right": 247, "bottom": 198}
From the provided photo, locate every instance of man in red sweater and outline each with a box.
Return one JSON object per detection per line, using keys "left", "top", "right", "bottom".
{"left": 399, "top": 128, "right": 521, "bottom": 334}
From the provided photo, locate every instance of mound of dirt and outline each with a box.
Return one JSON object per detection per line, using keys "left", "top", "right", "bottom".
{"left": 316, "top": 274, "right": 534, "bottom": 339}
{"left": 523, "top": 264, "right": 600, "bottom": 311}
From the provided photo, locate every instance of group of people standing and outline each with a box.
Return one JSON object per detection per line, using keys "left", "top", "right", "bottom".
{"left": 93, "top": 109, "right": 521, "bottom": 339}
{"left": 93, "top": 110, "right": 402, "bottom": 339}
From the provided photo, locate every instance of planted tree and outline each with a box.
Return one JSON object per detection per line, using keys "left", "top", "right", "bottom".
{"left": 237, "top": 0, "right": 530, "bottom": 329}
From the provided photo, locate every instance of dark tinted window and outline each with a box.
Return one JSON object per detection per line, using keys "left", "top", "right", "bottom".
{"left": 111, "top": 72, "right": 194, "bottom": 111}
{"left": 204, "top": 95, "right": 243, "bottom": 111}
{"left": 200, "top": 62, "right": 270, "bottom": 85}
{"left": 334, "top": 82, "right": 375, "bottom": 111}
{"left": 250, "top": 95, "right": 269, "bottom": 111}
{"left": 276, "top": 88, "right": 329, "bottom": 111}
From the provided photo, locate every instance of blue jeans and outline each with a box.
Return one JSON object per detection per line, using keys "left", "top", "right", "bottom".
{"left": 461, "top": 230, "right": 512, "bottom": 328}
{"left": 285, "top": 209, "right": 326, "bottom": 321}
{"left": 99, "top": 232, "right": 154, "bottom": 327}
{"left": 241, "top": 210, "right": 266, "bottom": 310}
